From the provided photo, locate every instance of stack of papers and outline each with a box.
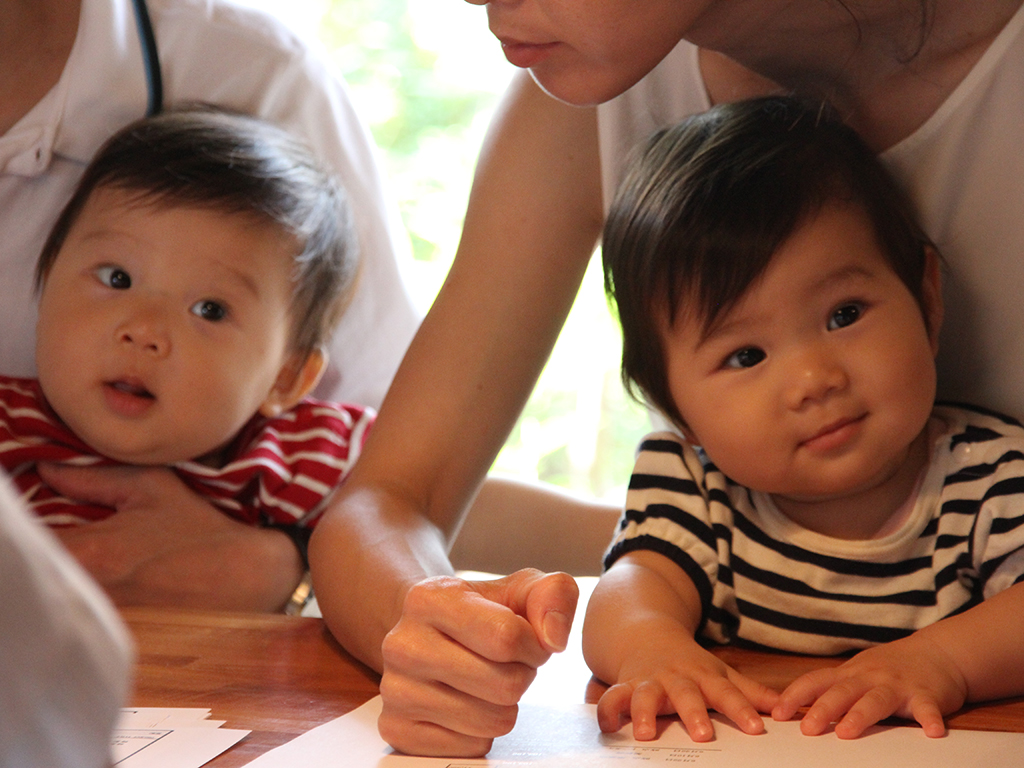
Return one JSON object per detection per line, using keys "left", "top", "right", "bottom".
{"left": 113, "top": 708, "right": 248, "bottom": 767}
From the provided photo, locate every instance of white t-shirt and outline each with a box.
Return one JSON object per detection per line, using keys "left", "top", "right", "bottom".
{"left": 0, "top": 475, "right": 132, "bottom": 768}
{"left": 598, "top": 4, "right": 1024, "bottom": 420}
{"left": 0, "top": 0, "right": 420, "bottom": 410}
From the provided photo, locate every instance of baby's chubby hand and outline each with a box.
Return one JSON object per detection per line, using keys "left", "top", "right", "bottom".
{"left": 772, "top": 634, "right": 968, "bottom": 738}
{"left": 595, "top": 628, "right": 779, "bottom": 742}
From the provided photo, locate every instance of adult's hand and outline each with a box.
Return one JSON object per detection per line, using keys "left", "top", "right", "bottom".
{"left": 40, "top": 463, "right": 304, "bottom": 611}
{"left": 378, "top": 569, "right": 579, "bottom": 757}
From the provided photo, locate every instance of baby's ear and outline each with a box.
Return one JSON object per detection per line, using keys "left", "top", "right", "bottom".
{"left": 667, "top": 411, "right": 699, "bottom": 445}
{"left": 679, "top": 424, "right": 700, "bottom": 446}
{"left": 259, "top": 348, "right": 328, "bottom": 418}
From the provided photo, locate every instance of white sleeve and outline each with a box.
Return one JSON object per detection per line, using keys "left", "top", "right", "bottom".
{"left": 0, "top": 475, "right": 133, "bottom": 768}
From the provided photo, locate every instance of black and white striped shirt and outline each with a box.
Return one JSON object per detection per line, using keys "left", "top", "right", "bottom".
{"left": 605, "top": 404, "right": 1024, "bottom": 655}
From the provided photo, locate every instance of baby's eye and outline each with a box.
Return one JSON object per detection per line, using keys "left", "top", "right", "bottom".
{"left": 724, "top": 347, "right": 766, "bottom": 369}
{"left": 828, "top": 302, "right": 864, "bottom": 330}
{"left": 190, "top": 300, "right": 227, "bottom": 322}
{"left": 96, "top": 265, "right": 131, "bottom": 290}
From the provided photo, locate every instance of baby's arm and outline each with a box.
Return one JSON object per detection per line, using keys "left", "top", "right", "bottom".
{"left": 582, "top": 550, "right": 779, "bottom": 741}
{"left": 774, "top": 581, "right": 1024, "bottom": 737}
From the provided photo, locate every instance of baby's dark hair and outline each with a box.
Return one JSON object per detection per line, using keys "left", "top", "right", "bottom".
{"left": 602, "top": 96, "right": 933, "bottom": 429}
{"left": 36, "top": 106, "right": 358, "bottom": 357}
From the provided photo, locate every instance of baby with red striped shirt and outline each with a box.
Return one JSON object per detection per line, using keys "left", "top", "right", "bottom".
{"left": 3, "top": 108, "right": 374, "bottom": 552}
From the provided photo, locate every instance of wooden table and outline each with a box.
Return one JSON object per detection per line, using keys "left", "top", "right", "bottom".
{"left": 122, "top": 596, "right": 1024, "bottom": 766}
{"left": 123, "top": 606, "right": 379, "bottom": 767}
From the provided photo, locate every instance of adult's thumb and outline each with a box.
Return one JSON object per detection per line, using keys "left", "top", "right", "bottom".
{"left": 477, "top": 569, "right": 579, "bottom": 653}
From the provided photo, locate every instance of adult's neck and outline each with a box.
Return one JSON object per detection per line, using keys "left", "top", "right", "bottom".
{"left": 697, "top": 0, "right": 1024, "bottom": 150}
{"left": 0, "top": 0, "right": 81, "bottom": 136}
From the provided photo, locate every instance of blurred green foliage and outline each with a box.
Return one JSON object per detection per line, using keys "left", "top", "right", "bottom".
{"left": 320, "top": 0, "right": 483, "bottom": 158}
{"left": 317, "top": 0, "right": 503, "bottom": 269}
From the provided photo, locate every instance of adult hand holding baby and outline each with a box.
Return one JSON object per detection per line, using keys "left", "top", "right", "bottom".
{"left": 378, "top": 569, "right": 579, "bottom": 757}
{"left": 41, "top": 463, "right": 305, "bottom": 612}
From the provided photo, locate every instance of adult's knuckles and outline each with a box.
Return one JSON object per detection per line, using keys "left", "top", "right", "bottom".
{"left": 479, "top": 608, "right": 538, "bottom": 663}
{"left": 59, "top": 528, "right": 135, "bottom": 583}
{"left": 383, "top": 726, "right": 494, "bottom": 759}
{"left": 489, "top": 663, "right": 538, "bottom": 707}
{"left": 378, "top": 716, "right": 490, "bottom": 758}
{"left": 378, "top": 701, "right": 509, "bottom": 756}
{"left": 377, "top": 670, "right": 414, "bottom": 706}
{"left": 381, "top": 624, "right": 432, "bottom": 673}
{"left": 540, "top": 570, "right": 580, "bottom": 603}
{"left": 488, "top": 702, "right": 521, "bottom": 736}
{"left": 402, "top": 575, "right": 470, "bottom": 615}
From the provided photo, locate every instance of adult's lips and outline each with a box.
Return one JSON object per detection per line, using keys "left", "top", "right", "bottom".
{"left": 498, "top": 36, "right": 560, "bottom": 68}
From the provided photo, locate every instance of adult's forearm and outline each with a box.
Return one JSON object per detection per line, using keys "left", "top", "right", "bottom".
{"left": 308, "top": 486, "right": 454, "bottom": 672}
{"left": 310, "top": 74, "right": 604, "bottom": 671}
{"left": 450, "top": 476, "right": 620, "bottom": 576}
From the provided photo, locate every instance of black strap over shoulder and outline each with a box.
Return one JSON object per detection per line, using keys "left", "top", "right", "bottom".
{"left": 130, "top": 0, "right": 163, "bottom": 116}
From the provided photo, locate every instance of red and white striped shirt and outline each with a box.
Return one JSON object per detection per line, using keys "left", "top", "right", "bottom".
{"left": 0, "top": 376, "right": 374, "bottom": 529}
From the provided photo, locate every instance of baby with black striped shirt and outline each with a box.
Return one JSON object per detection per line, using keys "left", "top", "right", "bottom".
{"left": 584, "top": 96, "right": 1024, "bottom": 743}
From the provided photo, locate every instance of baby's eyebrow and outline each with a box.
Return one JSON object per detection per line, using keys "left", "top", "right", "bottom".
{"left": 207, "top": 260, "right": 261, "bottom": 300}
{"left": 808, "top": 263, "right": 876, "bottom": 293}
{"left": 694, "top": 263, "right": 877, "bottom": 348}
{"left": 696, "top": 310, "right": 757, "bottom": 350}
{"left": 225, "top": 266, "right": 261, "bottom": 299}
{"left": 75, "top": 225, "right": 137, "bottom": 248}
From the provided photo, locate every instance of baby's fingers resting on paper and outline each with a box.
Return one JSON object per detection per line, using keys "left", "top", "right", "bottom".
{"left": 596, "top": 681, "right": 654, "bottom": 738}
{"left": 772, "top": 666, "right": 838, "bottom": 724}
{"left": 796, "top": 676, "right": 899, "bottom": 737}
{"left": 774, "top": 667, "right": 882, "bottom": 735}
{"left": 827, "top": 691, "right": 947, "bottom": 739}
{"left": 802, "top": 682, "right": 945, "bottom": 738}
{"left": 597, "top": 678, "right": 717, "bottom": 742}
{"left": 774, "top": 667, "right": 949, "bottom": 738}
{"left": 597, "top": 673, "right": 773, "bottom": 742}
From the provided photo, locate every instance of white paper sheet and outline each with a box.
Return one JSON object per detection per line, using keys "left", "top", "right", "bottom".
{"left": 244, "top": 694, "right": 1024, "bottom": 768}
{"left": 112, "top": 707, "right": 248, "bottom": 767}
{"left": 117, "top": 708, "right": 226, "bottom": 729}
{"left": 244, "top": 575, "right": 1024, "bottom": 768}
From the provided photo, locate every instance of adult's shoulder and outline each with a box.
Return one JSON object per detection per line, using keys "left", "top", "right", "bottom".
{"left": 146, "top": 0, "right": 341, "bottom": 112}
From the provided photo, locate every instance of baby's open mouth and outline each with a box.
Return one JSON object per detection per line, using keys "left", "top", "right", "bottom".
{"left": 107, "top": 380, "right": 155, "bottom": 400}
